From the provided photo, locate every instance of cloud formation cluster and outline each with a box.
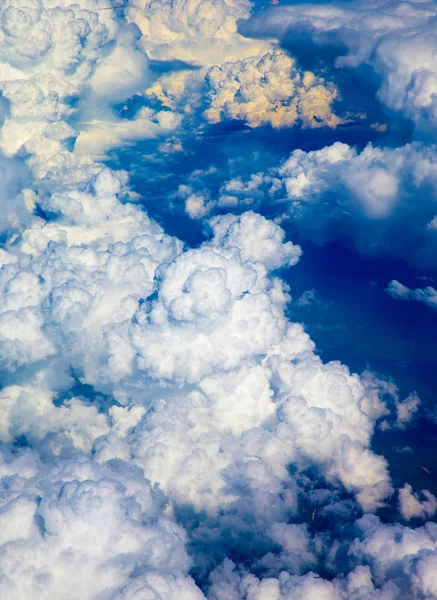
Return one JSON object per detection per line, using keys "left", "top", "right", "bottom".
{"left": 136, "top": 0, "right": 342, "bottom": 133}
{"left": 244, "top": 0, "right": 437, "bottom": 131}
{"left": 197, "top": 140, "right": 437, "bottom": 269}
{"left": 0, "top": 159, "right": 425, "bottom": 596}
{"left": 203, "top": 52, "right": 341, "bottom": 129}
{"left": 127, "top": 0, "right": 269, "bottom": 65}
{"left": 0, "top": 449, "right": 203, "bottom": 599}
{"left": 174, "top": 0, "right": 435, "bottom": 273}
{"left": 0, "top": 0, "right": 435, "bottom": 598}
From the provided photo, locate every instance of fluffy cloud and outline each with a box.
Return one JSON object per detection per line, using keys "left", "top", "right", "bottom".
{"left": 203, "top": 52, "right": 341, "bottom": 129}
{"left": 346, "top": 515, "right": 437, "bottom": 598}
{"left": 211, "top": 141, "right": 437, "bottom": 268}
{"left": 207, "top": 515, "right": 437, "bottom": 599}
{"left": 0, "top": 1, "right": 434, "bottom": 598}
{"left": 386, "top": 280, "right": 437, "bottom": 309}
{"left": 243, "top": 0, "right": 437, "bottom": 131}
{"left": 145, "top": 49, "right": 342, "bottom": 138}
{"left": 0, "top": 0, "right": 180, "bottom": 186}
{"left": 0, "top": 164, "right": 395, "bottom": 514}
{"left": 126, "top": 0, "right": 269, "bottom": 66}
{"left": 0, "top": 448, "right": 204, "bottom": 599}
{"left": 398, "top": 484, "right": 437, "bottom": 521}
{"left": 361, "top": 370, "right": 420, "bottom": 430}
{"left": 0, "top": 163, "right": 405, "bottom": 593}
{"left": 0, "top": 168, "right": 182, "bottom": 384}
{"left": 131, "top": 0, "right": 345, "bottom": 136}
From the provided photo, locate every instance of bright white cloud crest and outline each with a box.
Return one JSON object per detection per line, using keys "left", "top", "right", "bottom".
{"left": 0, "top": 0, "right": 434, "bottom": 598}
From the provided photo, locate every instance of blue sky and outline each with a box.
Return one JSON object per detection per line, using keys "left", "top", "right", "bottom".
{"left": 1, "top": 0, "right": 437, "bottom": 598}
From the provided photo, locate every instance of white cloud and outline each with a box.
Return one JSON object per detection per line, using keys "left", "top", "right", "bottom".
{"left": 386, "top": 280, "right": 437, "bottom": 309}
{"left": 203, "top": 52, "right": 341, "bottom": 129}
{"left": 361, "top": 370, "right": 420, "bottom": 430}
{"left": 213, "top": 142, "right": 437, "bottom": 268}
{"left": 0, "top": 0, "right": 180, "bottom": 185}
{"left": 244, "top": 0, "right": 437, "bottom": 131}
{"left": 0, "top": 448, "right": 205, "bottom": 599}
{"left": 399, "top": 484, "right": 437, "bottom": 521}
{"left": 127, "top": 0, "right": 269, "bottom": 66}
{"left": 0, "top": 1, "right": 433, "bottom": 597}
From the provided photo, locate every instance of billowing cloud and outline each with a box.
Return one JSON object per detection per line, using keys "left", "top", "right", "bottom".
{"left": 208, "top": 514, "right": 437, "bottom": 598}
{"left": 243, "top": 0, "right": 437, "bottom": 132}
{"left": 0, "top": 0, "right": 181, "bottom": 184}
{"left": 398, "top": 484, "right": 437, "bottom": 521}
{"left": 132, "top": 0, "right": 344, "bottom": 136}
{"left": 386, "top": 279, "right": 437, "bottom": 309}
{"left": 0, "top": 156, "right": 411, "bottom": 594}
{"left": 0, "top": 0, "right": 435, "bottom": 598}
{"left": 145, "top": 49, "right": 343, "bottom": 137}
{"left": 0, "top": 448, "right": 204, "bottom": 599}
{"left": 209, "top": 141, "right": 437, "bottom": 269}
{"left": 203, "top": 51, "right": 341, "bottom": 129}
{"left": 126, "top": 0, "right": 269, "bottom": 66}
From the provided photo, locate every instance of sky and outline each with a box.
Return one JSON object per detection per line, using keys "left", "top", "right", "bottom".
{"left": 0, "top": 0, "right": 437, "bottom": 598}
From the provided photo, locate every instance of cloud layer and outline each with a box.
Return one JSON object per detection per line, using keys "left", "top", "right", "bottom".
{"left": 0, "top": 0, "right": 435, "bottom": 598}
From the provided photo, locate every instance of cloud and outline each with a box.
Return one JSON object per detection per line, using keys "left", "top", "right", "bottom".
{"left": 295, "top": 289, "right": 329, "bottom": 310}
{"left": 208, "top": 514, "right": 437, "bottom": 598}
{"left": 386, "top": 280, "right": 437, "bottom": 310}
{"left": 203, "top": 51, "right": 341, "bottom": 129}
{"left": 0, "top": 151, "right": 30, "bottom": 233}
{"left": 210, "top": 141, "right": 437, "bottom": 269}
{"left": 0, "top": 448, "right": 204, "bottom": 599}
{"left": 0, "top": 164, "right": 403, "bottom": 592}
{"left": 126, "top": 0, "right": 269, "bottom": 66}
{"left": 144, "top": 49, "right": 343, "bottom": 143}
{"left": 0, "top": 1, "right": 435, "bottom": 598}
{"left": 346, "top": 514, "right": 437, "bottom": 598}
{"left": 0, "top": 0, "right": 180, "bottom": 182}
{"left": 398, "top": 484, "right": 437, "bottom": 521}
{"left": 361, "top": 370, "right": 420, "bottom": 430}
{"left": 74, "top": 107, "right": 182, "bottom": 157}
{"left": 243, "top": 0, "right": 437, "bottom": 132}
{"left": 0, "top": 168, "right": 182, "bottom": 386}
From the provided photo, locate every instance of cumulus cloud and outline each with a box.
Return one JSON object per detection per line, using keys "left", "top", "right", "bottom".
{"left": 126, "top": 0, "right": 269, "bottom": 66}
{"left": 0, "top": 449, "right": 204, "bottom": 599}
{"left": 398, "top": 484, "right": 437, "bottom": 521}
{"left": 210, "top": 141, "right": 437, "bottom": 269}
{"left": 207, "top": 514, "right": 437, "bottom": 598}
{"left": 0, "top": 168, "right": 182, "bottom": 384}
{"left": 0, "top": 158, "right": 408, "bottom": 594}
{"left": 0, "top": 0, "right": 434, "bottom": 598}
{"left": 145, "top": 50, "right": 343, "bottom": 140}
{"left": 386, "top": 280, "right": 437, "bottom": 309}
{"left": 203, "top": 52, "right": 341, "bottom": 129}
{"left": 0, "top": 0, "right": 181, "bottom": 187}
{"left": 129, "top": 0, "right": 346, "bottom": 142}
{"left": 361, "top": 370, "right": 420, "bottom": 430}
{"left": 243, "top": 0, "right": 437, "bottom": 132}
